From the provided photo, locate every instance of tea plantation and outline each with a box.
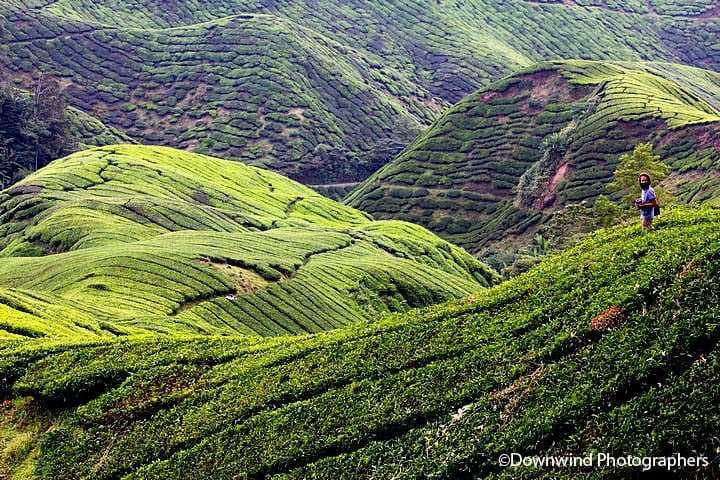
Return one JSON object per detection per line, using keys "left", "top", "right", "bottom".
{"left": 1, "top": 205, "right": 718, "bottom": 478}
{"left": 0, "top": 145, "right": 498, "bottom": 339}
{"left": 67, "top": 106, "right": 135, "bottom": 150}
{"left": 2, "top": 1, "right": 720, "bottom": 182}
{"left": 348, "top": 60, "right": 720, "bottom": 254}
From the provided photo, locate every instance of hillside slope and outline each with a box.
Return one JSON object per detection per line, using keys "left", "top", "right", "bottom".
{"left": 2, "top": 1, "right": 720, "bottom": 182}
{"left": 348, "top": 60, "right": 720, "bottom": 254}
{"left": 67, "top": 106, "right": 135, "bottom": 149}
{"left": 0, "top": 145, "right": 497, "bottom": 339}
{"left": 0, "top": 81, "right": 133, "bottom": 187}
{"left": 1, "top": 206, "right": 719, "bottom": 479}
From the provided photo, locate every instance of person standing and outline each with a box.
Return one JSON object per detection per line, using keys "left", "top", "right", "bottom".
{"left": 634, "top": 173, "right": 658, "bottom": 230}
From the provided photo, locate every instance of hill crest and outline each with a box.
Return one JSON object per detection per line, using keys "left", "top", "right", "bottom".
{"left": 347, "top": 60, "right": 720, "bottom": 254}
{"left": 3, "top": 1, "right": 720, "bottom": 183}
{"left": 0, "top": 145, "right": 497, "bottom": 339}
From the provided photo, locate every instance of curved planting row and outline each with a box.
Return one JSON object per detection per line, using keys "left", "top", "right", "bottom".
{"left": 348, "top": 60, "right": 720, "bottom": 254}
{"left": 0, "top": 145, "right": 497, "bottom": 339}
{"left": 1, "top": 207, "right": 719, "bottom": 478}
{"left": 1, "top": 1, "right": 720, "bottom": 182}
{"left": 0, "top": 227, "right": 487, "bottom": 337}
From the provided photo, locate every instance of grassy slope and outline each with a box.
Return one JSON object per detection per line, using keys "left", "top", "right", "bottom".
{"left": 1, "top": 205, "right": 718, "bottom": 478}
{"left": 347, "top": 60, "right": 720, "bottom": 254}
{"left": 0, "top": 145, "right": 497, "bottom": 339}
{"left": 1, "top": 1, "right": 720, "bottom": 182}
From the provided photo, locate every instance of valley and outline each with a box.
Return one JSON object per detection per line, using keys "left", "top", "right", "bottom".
{"left": 1, "top": 1, "right": 720, "bottom": 478}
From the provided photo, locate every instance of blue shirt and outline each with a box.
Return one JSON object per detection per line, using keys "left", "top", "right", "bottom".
{"left": 640, "top": 187, "right": 656, "bottom": 220}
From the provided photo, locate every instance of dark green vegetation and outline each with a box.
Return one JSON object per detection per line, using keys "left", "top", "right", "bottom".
{"left": 0, "top": 145, "right": 497, "bottom": 339}
{"left": 67, "top": 106, "right": 134, "bottom": 150}
{"left": 348, "top": 60, "right": 720, "bottom": 255}
{"left": 2, "top": 1, "right": 720, "bottom": 182}
{"left": 0, "top": 78, "right": 132, "bottom": 189}
{"left": 3, "top": 3, "right": 720, "bottom": 478}
{"left": 1, "top": 205, "right": 718, "bottom": 478}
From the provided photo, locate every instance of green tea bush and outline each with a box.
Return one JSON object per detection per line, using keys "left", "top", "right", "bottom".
{"left": 1, "top": 206, "right": 719, "bottom": 478}
{"left": 0, "top": 145, "right": 498, "bottom": 339}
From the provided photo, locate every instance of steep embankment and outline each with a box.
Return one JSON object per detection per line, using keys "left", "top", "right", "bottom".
{"left": 0, "top": 145, "right": 497, "bottom": 339}
{"left": 1, "top": 206, "right": 719, "bottom": 478}
{"left": 348, "top": 60, "right": 720, "bottom": 254}
{"left": 1, "top": 1, "right": 720, "bottom": 182}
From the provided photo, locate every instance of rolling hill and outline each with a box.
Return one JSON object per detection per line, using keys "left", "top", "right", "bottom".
{"left": 0, "top": 144, "right": 497, "bottom": 339}
{"left": 2, "top": 1, "right": 720, "bottom": 183}
{"left": 1, "top": 205, "right": 719, "bottom": 478}
{"left": 347, "top": 60, "right": 720, "bottom": 255}
{"left": 2, "top": 3, "right": 720, "bottom": 478}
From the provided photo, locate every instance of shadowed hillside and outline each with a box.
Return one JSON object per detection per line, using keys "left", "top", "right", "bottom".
{"left": 2, "top": 1, "right": 720, "bottom": 182}
{"left": 0, "top": 145, "right": 497, "bottom": 339}
{"left": 67, "top": 106, "right": 135, "bottom": 149}
{"left": 1, "top": 206, "right": 718, "bottom": 478}
{"left": 348, "top": 60, "right": 720, "bottom": 254}
{"left": 0, "top": 80, "right": 133, "bottom": 188}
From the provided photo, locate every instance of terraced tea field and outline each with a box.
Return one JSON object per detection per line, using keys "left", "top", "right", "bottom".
{"left": 2, "top": 205, "right": 719, "bottom": 479}
{"left": 67, "top": 106, "right": 135, "bottom": 149}
{"left": 2, "top": 0, "right": 720, "bottom": 182}
{"left": 0, "top": 145, "right": 497, "bottom": 339}
{"left": 348, "top": 60, "right": 720, "bottom": 254}
{"left": 2, "top": 2, "right": 720, "bottom": 477}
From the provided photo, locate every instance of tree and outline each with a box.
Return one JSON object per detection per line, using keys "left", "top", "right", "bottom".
{"left": 0, "top": 139, "right": 17, "bottom": 190}
{"left": 594, "top": 194, "right": 626, "bottom": 228}
{"left": 0, "top": 75, "right": 75, "bottom": 187}
{"left": 534, "top": 144, "right": 672, "bottom": 254}
{"left": 607, "top": 142, "right": 671, "bottom": 204}
{"left": 29, "top": 75, "right": 75, "bottom": 171}
{"left": 540, "top": 201, "right": 600, "bottom": 249}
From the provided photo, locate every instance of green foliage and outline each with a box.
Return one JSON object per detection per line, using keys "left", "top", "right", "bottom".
{"left": 499, "top": 253, "right": 544, "bottom": 278}
{"left": 0, "top": 145, "right": 498, "bottom": 339}
{"left": 496, "top": 233, "right": 551, "bottom": 278}
{"left": 349, "top": 60, "right": 720, "bottom": 255}
{"left": 0, "top": 79, "right": 131, "bottom": 189}
{"left": 594, "top": 194, "right": 631, "bottom": 227}
{"left": 529, "top": 233, "right": 550, "bottom": 255}
{"left": 66, "top": 108, "right": 134, "bottom": 149}
{"left": 516, "top": 120, "right": 579, "bottom": 208}
{"left": 540, "top": 196, "right": 631, "bottom": 252}
{"left": 607, "top": 142, "right": 671, "bottom": 203}
{"left": 542, "top": 201, "right": 599, "bottom": 245}
{"left": 2, "top": 0, "right": 720, "bottom": 183}
{"left": 0, "top": 78, "right": 74, "bottom": 188}
{"left": 542, "top": 120, "right": 575, "bottom": 155}
{"left": 1, "top": 206, "right": 719, "bottom": 478}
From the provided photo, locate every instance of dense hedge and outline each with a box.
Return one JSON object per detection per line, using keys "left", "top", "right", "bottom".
{"left": 1, "top": 206, "right": 719, "bottom": 478}
{"left": 1, "top": 1, "right": 719, "bottom": 183}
